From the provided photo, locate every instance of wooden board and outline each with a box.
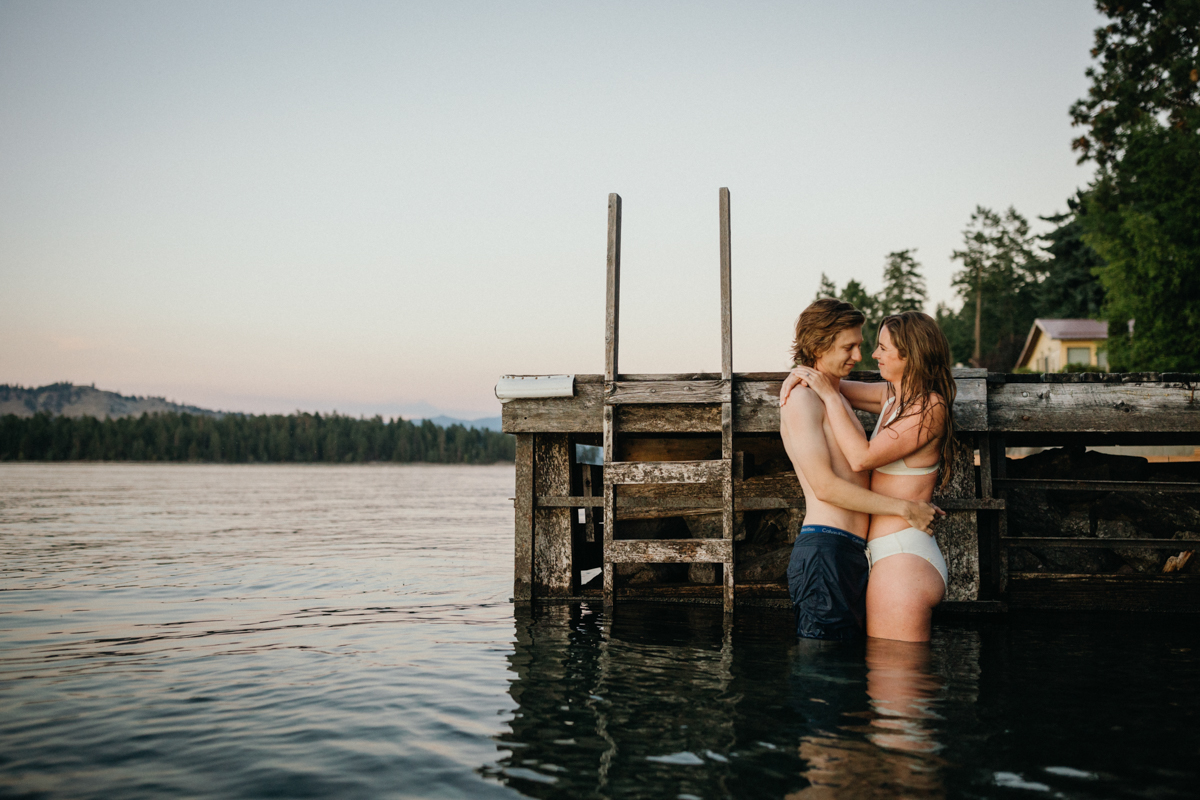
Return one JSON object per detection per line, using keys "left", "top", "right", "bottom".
{"left": 513, "top": 434, "right": 534, "bottom": 602}
{"left": 605, "top": 194, "right": 621, "bottom": 381}
{"left": 719, "top": 187, "right": 732, "bottom": 380}
{"left": 1001, "top": 537, "right": 1194, "bottom": 549}
{"left": 1007, "top": 572, "right": 1200, "bottom": 612}
{"left": 933, "top": 437, "right": 980, "bottom": 602}
{"left": 606, "top": 380, "right": 730, "bottom": 404}
{"left": 605, "top": 459, "right": 730, "bottom": 485}
{"left": 988, "top": 381, "right": 1200, "bottom": 433}
{"left": 503, "top": 374, "right": 990, "bottom": 433}
{"left": 607, "top": 538, "right": 733, "bottom": 563}
{"left": 533, "top": 433, "right": 573, "bottom": 597}
{"left": 995, "top": 478, "right": 1200, "bottom": 493}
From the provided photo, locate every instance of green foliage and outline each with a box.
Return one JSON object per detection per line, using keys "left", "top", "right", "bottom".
{"left": 1069, "top": 0, "right": 1200, "bottom": 167}
{"left": 0, "top": 412, "right": 516, "bottom": 464}
{"left": 879, "top": 249, "right": 928, "bottom": 317}
{"left": 814, "top": 250, "right": 929, "bottom": 370}
{"left": 1061, "top": 362, "right": 1108, "bottom": 373}
{"left": 940, "top": 206, "right": 1045, "bottom": 370}
{"left": 1083, "top": 124, "right": 1200, "bottom": 370}
{"left": 1070, "top": 2, "right": 1200, "bottom": 371}
{"left": 1037, "top": 193, "right": 1107, "bottom": 319}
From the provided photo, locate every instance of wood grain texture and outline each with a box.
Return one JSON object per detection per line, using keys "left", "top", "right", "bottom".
{"left": 533, "top": 434, "right": 573, "bottom": 597}
{"left": 513, "top": 434, "right": 534, "bottom": 602}
{"left": 581, "top": 463, "right": 596, "bottom": 542}
{"left": 953, "top": 377, "right": 988, "bottom": 432}
{"left": 606, "top": 538, "right": 733, "bottom": 563}
{"left": 605, "top": 193, "right": 621, "bottom": 381}
{"left": 605, "top": 380, "right": 730, "bottom": 404}
{"left": 604, "top": 459, "right": 730, "bottom": 486}
{"left": 988, "top": 381, "right": 1200, "bottom": 432}
{"left": 1007, "top": 573, "right": 1200, "bottom": 612}
{"left": 1001, "top": 537, "right": 1193, "bottom": 549}
{"left": 933, "top": 437, "right": 979, "bottom": 602}
{"left": 603, "top": 482, "right": 614, "bottom": 605}
{"left": 503, "top": 376, "right": 991, "bottom": 433}
{"left": 994, "top": 478, "right": 1200, "bottom": 493}
{"left": 719, "top": 187, "right": 732, "bottom": 381}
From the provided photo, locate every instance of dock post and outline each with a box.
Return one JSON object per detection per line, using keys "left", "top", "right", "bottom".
{"left": 533, "top": 434, "right": 574, "bottom": 596}
{"left": 602, "top": 193, "right": 621, "bottom": 608}
{"left": 514, "top": 434, "right": 534, "bottom": 603}
{"left": 719, "top": 187, "right": 735, "bottom": 614}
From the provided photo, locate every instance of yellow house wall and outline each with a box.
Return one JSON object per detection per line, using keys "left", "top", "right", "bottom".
{"left": 1058, "top": 339, "right": 1102, "bottom": 368}
{"left": 1024, "top": 335, "right": 1105, "bottom": 371}
{"left": 1027, "top": 333, "right": 1060, "bottom": 371}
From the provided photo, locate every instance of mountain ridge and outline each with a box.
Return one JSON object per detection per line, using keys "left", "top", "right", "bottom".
{"left": 1, "top": 383, "right": 222, "bottom": 420}
{"left": 0, "top": 384, "right": 503, "bottom": 431}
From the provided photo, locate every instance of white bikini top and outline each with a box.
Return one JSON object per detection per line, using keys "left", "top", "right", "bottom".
{"left": 871, "top": 397, "right": 941, "bottom": 476}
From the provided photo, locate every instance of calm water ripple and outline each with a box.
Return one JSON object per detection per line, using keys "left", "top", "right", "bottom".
{"left": 1, "top": 464, "right": 1197, "bottom": 799}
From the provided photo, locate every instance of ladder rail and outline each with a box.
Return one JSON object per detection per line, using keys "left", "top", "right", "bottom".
{"left": 602, "top": 189, "right": 736, "bottom": 613}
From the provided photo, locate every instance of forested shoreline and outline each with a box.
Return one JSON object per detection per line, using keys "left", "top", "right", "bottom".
{"left": 0, "top": 412, "right": 514, "bottom": 464}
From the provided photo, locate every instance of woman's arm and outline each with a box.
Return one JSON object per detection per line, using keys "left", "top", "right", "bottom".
{"left": 837, "top": 380, "right": 887, "bottom": 413}
{"left": 780, "top": 370, "right": 885, "bottom": 411}
{"left": 798, "top": 369, "right": 945, "bottom": 473}
{"left": 781, "top": 393, "right": 941, "bottom": 532}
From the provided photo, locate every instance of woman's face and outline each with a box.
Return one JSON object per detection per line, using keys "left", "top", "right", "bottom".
{"left": 874, "top": 324, "right": 907, "bottom": 383}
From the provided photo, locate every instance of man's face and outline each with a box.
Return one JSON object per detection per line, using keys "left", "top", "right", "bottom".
{"left": 815, "top": 327, "right": 863, "bottom": 378}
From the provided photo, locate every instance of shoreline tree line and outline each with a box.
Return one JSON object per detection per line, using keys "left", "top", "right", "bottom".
{"left": 0, "top": 411, "right": 515, "bottom": 464}
{"left": 819, "top": 1, "right": 1198, "bottom": 373}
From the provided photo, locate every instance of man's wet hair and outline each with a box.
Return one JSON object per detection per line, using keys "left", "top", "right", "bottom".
{"left": 790, "top": 298, "right": 865, "bottom": 367}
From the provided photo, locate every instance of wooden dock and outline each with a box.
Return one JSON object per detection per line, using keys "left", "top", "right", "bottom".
{"left": 501, "top": 191, "right": 1200, "bottom": 613}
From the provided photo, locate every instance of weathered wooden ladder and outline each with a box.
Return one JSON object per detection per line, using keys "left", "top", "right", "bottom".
{"left": 602, "top": 189, "right": 737, "bottom": 613}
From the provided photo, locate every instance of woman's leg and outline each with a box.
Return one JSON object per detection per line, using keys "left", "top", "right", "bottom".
{"left": 865, "top": 554, "right": 944, "bottom": 642}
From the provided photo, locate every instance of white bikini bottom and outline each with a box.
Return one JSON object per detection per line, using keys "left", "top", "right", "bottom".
{"left": 866, "top": 528, "right": 948, "bottom": 588}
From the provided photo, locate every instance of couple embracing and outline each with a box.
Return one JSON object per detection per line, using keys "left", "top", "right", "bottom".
{"left": 779, "top": 299, "right": 956, "bottom": 643}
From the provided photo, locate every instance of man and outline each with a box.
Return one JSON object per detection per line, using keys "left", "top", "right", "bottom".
{"left": 779, "top": 298, "right": 938, "bottom": 640}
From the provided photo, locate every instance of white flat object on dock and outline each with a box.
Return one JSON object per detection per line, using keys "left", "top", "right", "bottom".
{"left": 495, "top": 375, "right": 575, "bottom": 403}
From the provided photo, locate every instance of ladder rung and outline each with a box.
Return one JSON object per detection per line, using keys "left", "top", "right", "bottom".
{"left": 607, "top": 538, "right": 732, "bottom": 564}
{"left": 605, "top": 460, "right": 730, "bottom": 485}
{"left": 605, "top": 380, "right": 730, "bottom": 405}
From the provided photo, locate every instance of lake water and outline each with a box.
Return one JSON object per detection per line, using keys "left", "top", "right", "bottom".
{"left": 1, "top": 463, "right": 1197, "bottom": 799}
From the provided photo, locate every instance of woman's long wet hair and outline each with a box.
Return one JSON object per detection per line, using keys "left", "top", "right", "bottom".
{"left": 878, "top": 312, "right": 958, "bottom": 488}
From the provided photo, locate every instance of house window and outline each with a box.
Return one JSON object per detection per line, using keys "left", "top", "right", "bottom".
{"left": 1067, "top": 347, "right": 1091, "bottom": 365}
{"left": 1098, "top": 349, "right": 1108, "bottom": 370}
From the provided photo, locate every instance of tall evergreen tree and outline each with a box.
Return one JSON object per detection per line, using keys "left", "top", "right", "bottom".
{"left": 1037, "top": 193, "right": 1107, "bottom": 320}
{"left": 809, "top": 252, "right": 926, "bottom": 370}
{"left": 814, "top": 273, "right": 840, "bottom": 300}
{"left": 944, "top": 206, "right": 1045, "bottom": 369}
{"left": 1070, "top": 0, "right": 1200, "bottom": 371}
{"left": 878, "top": 249, "right": 928, "bottom": 316}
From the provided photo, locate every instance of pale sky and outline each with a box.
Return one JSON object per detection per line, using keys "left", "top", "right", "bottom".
{"left": 1, "top": 0, "right": 1101, "bottom": 419}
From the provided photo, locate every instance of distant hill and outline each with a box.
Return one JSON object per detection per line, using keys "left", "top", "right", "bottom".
{"left": 423, "top": 415, "right": 503, "bottom": 432}
{"left": 0, "top": 383, "right": 221, "bottom": 420}
{"left": 1, "top": 383, "right": 504, "bottom": 431}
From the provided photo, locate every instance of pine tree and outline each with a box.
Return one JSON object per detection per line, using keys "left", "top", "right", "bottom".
{"left": 1037, "top": 193, "right": 1106, "bottom": 320}
{"left": 948, "top": 206, "right": 1045, "bottom": 368}
{"left": 1069, "top": 1, "right": 1200, "bottom": 371}
{"left": 814, "top": 273, "right": 840, "bottom": 300}
{"left": 878, "top": 249, "right": 928, "bottom": 316}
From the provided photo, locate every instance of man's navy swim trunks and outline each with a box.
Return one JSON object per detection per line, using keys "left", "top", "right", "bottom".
{"left": 786, "top": 525, "right": 869, "bottom": 641}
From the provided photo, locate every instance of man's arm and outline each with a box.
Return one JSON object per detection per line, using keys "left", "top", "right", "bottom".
{"left": 780, "top": 391, "right": 939, "bottom": 531}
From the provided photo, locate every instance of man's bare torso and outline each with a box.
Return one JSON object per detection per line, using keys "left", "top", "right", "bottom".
{"left": 781, "top": 389, "right": 870, "bottom": 538}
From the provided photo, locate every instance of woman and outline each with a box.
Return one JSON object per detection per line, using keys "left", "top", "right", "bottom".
{"left": 784, "top": 311, "right": 955, "bottom": 642}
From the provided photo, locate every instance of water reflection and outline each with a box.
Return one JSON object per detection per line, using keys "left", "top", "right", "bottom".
{"left": 492, "top": 603, "right": 979, "bottom": 799}
{"left": 792, "top": 639, "right": 947, "bottom": 799}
